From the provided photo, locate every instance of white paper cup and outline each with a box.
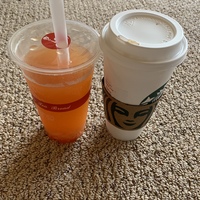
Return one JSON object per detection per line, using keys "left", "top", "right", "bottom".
{"left": 100, "top": 10, "right": 188, "bottom": 141}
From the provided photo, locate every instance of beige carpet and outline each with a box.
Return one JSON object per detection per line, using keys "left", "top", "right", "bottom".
{"left": 0, "top": 0, "right": 199, "bottom": 199}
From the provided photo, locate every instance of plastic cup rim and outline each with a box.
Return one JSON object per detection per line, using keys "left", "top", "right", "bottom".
{"left": 8, "top": 18, "right": 100, "bottom": 74}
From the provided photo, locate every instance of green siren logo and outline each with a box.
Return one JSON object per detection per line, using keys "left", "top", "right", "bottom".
{"left": 140, "top": 83, "right": 167, "bottom": 105}
{"left": 102, "top": 79, "right": 160, "bottom": 130}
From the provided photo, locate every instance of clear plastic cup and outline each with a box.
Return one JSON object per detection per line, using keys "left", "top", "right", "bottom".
{"left": 100, "top": 10, "right": 188, "bottom": 141}
{"left": 8, "top": 19, "right": 100, "bottom": 143}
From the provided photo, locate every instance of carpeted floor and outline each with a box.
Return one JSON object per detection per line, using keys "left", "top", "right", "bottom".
{"left": 0, "top": 0, "right": 199, "bottom": 199}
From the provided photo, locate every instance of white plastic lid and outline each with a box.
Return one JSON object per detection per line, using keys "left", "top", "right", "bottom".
{"left": 100, "top": 10, "right": 187, "bottom": 63}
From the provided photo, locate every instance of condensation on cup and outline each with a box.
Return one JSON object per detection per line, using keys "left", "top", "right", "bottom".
{"left": 100, "top": 10, "right": 188, "bottom": 141}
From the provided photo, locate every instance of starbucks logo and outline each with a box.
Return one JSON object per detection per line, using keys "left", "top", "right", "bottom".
{"left": 102, "top": 79, "right": 160, "bottom": 130}
{"left": 140, "top": 83, "right": 167, "bottom": 105}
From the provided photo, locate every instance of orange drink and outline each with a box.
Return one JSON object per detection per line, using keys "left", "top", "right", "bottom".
{"left": 8, "top": 19, "right": 100, "bottom": 143}
{"left": 24, "top": 44, "right": 93, "bottom": 143}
